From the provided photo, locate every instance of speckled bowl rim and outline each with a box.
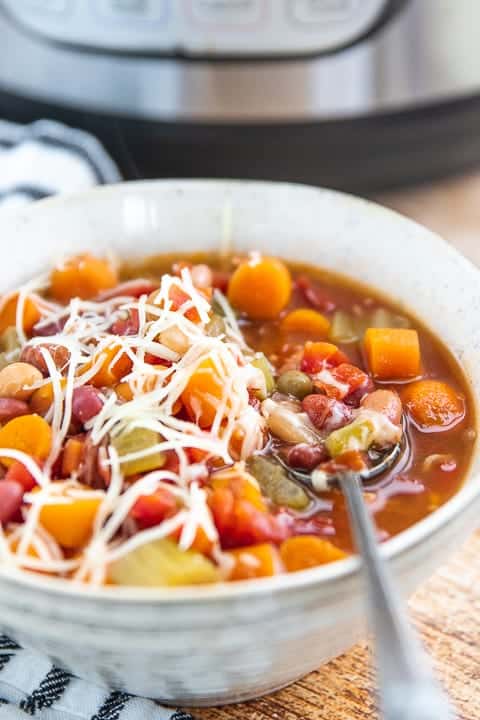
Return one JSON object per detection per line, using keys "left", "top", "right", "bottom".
{"left": 0, "top": 179, "right": 478, "bottom": 605}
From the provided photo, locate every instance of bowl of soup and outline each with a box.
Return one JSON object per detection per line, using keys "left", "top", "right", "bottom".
{"left": 0, "top": 180, "right": 478, "bottom": 706}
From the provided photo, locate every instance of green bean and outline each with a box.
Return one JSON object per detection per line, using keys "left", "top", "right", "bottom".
{"left": 277, "top": 370, "right": 313, "bottom": 400}
{"left": 248, "top": 455, "right": 310, "bottom": 510}
{"left": 112, "top": 427, "right": 165, "bottom": 476}
{"left": 205, "top": 314, "right": 226, "bottom": 337}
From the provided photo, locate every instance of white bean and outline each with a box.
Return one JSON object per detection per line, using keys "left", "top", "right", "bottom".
{"left": 0, "top": 362, "right": 43, "bottom": 400}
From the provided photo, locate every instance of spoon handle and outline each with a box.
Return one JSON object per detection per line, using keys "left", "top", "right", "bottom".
{"left": 339, "top": 472, "right": 454, "bottom": 720}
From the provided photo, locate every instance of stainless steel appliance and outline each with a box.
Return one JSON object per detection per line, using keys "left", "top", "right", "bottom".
{"left": 0, "top": 0, "right": 479, "bottom": 191}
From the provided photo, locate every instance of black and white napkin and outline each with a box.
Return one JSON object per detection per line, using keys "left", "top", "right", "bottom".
{"left": 0, "top": 119, "right": 195, "bottom": 720}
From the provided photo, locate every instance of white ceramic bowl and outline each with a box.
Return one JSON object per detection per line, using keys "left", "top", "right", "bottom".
{"left": 0, "top": 181, "right": 479, "bottom": 707}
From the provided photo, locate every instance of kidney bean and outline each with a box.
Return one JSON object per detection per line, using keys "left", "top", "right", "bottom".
{"left": 72, "top": 385, "right": 104, "bottom": 424}
{"left": 5, "top": 461, "right": 37, "bottom": 491}
{"left": 286, "top": 443, "right": 327, "bottom": 470}
{"left": 20, "top": 344, "right": 70, "bottom": 377}
{"left": 0, "top": 398, "right": 29, "bottom": 422}
{"left": 344, "top": 376, "right": 375, "bottom": 407}
{"left": 296, "top": 275, "right": 336, "bottom": 313}
{"left": 31, "top": 317, "right": 67, "bottom": 337}
{"left": 110, "top": 308, "right": 139, "bottom": 336}
{"left": 361, "top": 389, "right": 402, "bottom": 425}
{"left": 96, "top": 279, "right": 159, "bottom": 301}
{"left": 80, "top": 433, "right": 109, "bottom": 489}
{"left": 0, "top": 480, "right": 24, "bottom": 524}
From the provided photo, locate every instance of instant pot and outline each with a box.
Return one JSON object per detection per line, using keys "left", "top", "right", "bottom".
{"left": 0, "top": 0, "right": 480, "bottom": 191}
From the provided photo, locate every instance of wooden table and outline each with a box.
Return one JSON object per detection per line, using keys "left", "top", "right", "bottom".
{"left": 191, "top": 172, "right": 480, "bottom": 720}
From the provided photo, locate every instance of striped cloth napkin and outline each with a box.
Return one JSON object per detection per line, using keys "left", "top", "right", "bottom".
{"left": 0, "top": 119, "right": 195, "bottom": 720}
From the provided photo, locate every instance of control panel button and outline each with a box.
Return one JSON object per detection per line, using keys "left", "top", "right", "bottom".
{"left": 188, "top": 0, "right": 266, "bottom": 27}
{"left": 20, "top": 0, "right": 70, "bottom": 12}
{"left": 289, "top": 0, "right": 361, "bottom": 24}
{"left": 97, "top": 0, "right": 167, "bottom": 21}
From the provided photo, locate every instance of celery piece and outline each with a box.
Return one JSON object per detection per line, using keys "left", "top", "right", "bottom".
{"left": 112, "top": 427, "right": 165, "bottom": 476}
{"left": 248, "top": 455, "right": 310, "bottom": 510}
{"left": 110, "top": 538, "right": 219, "bottom": 587}
{"left": 325, "top": 417, "right": 376, "bottom": 457}
{"left": 251, "top": 353, "right": 276, "bottom": 399}
{"left": 329, "top": 310, "right": 359, "bottom": 344}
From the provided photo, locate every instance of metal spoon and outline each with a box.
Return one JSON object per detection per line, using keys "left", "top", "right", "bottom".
{"left": 276, "top": 440, "right": 454, "bottom": 720}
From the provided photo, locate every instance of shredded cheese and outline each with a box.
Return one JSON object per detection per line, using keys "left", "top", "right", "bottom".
{"left": 2, "top": 268, "right": 267, "bottom": 582}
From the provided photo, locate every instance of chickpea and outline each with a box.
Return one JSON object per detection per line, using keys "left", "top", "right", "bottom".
{"left": 0, "top": 362, "right": 43, "bottom": 400}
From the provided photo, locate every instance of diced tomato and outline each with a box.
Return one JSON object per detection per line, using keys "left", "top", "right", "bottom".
{"left": 296, "top": 275, "right": 336, "bottom": 313}
{"left": 168, "top": 284, "right": 200, "bottom": 323}
{"left": 163, "top": 450, "right": 180, "bottom": 474}
{"left": 130, "top": 488, "right": 177, "bottom": 529}
{"left": 211, "top": 271, "right": 230, "bottom": 294}
{"left": 0, "top": 480, "right": 24, "bottom": 524}
{"left": 144, "top": 353, "right": 172, "bottom": 367}
{"left": 223, "top": 499, "right": 291, "bottom": 549}
{"left": 318, "top": 450, "right": 367, "bottom": 475}
{"left": 208, "top": 483, "right": 291, "bottom": 550}
{"left": 314, "top": 363, "right": 370, "bottom": 401}
{"left": 5, "top": 461, "right": 37, "bottom": 491}
{"left": 332, "top": 363, "right": 369, "bottom": 393}
{"left": 186, "top": 447, "right": 210, "bottom": 464}
{"left": 110, "top": 308, "right": 139, "bottom": 336}
{"left": 302, "top": 395, "right": 352, "bottom": 431}
{"left": 302, "top": 394, "right": 332, "bottom": 428}
{"left": 301, "top": 342, "right": 349, "bottom": 374}
{"left": 32, "top": 316, "right": 67, "bottom": 337}
{"left": 96, "top": 279, "right": 159, "bottom": 301}
{"left": 208, "top": 487, "right": 234, "bottom": 535}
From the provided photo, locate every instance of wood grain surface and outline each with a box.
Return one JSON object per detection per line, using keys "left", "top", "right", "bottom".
{"left": 189, "top": 173, "right": 480, "bottom": 720}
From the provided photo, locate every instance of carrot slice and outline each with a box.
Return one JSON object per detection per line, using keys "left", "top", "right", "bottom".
{"left": 227, "top": 543, "right": 281, "bottom": 580}
{"left": 81, "top": 344, "right": 132, "bottom": 388}
{"left": 30, "top": 378, "right": 67, "bottom": 416}
{"left": 227, "top": 256, "right": 292, "bottom": 320}
{"left": 364, "top": 328, "right": 420, "bottom": 380}
{"left": 181, "top": 358, "right": 224, "bottom": 428}
{"left": 169, "top": 525, "right": 214, "bottom": 555}
{"left": 0, "top": 414, "right": 52, "bottom": 467}
{"left": 280, "top": 535, "right": 346, "bottom": 572}
{"left": 39, "top": 493, "right": 101, "bottom": 548}
{"left": 115, "top": 381, "right": 134, "bottom": 402}
{"left": 401, "top": 379, "right": 465, "bottom": 430}
{"left": 0, "top": 294, "right": 41, "bottom": 335}
{"left": 281, "top": 308, "right": 331, "bottom": 338}
{"left": 50, "top": 253, "right": 118, "bottom": 302}
{"left": 61, "top": 437, "right": 85, "bottom": 477}
{"left": 211, "top": 473, "right": 266, "bottom": 511}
